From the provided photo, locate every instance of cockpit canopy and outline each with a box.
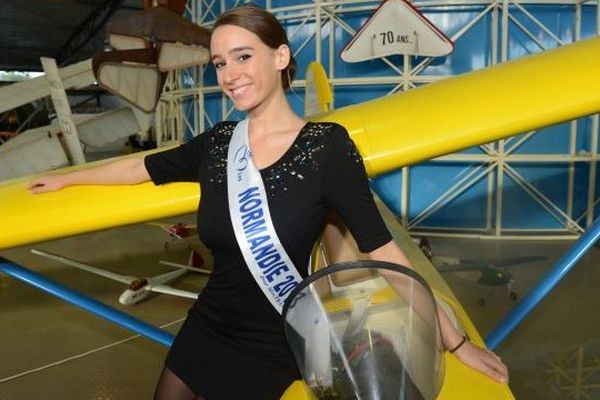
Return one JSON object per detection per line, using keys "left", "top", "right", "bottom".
{"left": 128, "top": 278, "right": 148, "bottom": 291}
{"left": 283, "top": 260, "right": 445, "bottom": 400}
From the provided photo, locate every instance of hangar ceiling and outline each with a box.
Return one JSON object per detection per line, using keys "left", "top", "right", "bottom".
{"left": 0, "top": 0, "right": 144, "bottom": 72}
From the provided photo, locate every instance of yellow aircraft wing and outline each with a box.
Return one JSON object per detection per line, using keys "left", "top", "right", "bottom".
{"left": 1, "top": 37, "right": 600, "bottom": 250}
{"left": 312, "top": 36, "right": 600, "bottom": 175}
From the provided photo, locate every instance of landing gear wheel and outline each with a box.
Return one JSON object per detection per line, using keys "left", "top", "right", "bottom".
{"left": 510, "top": 292, "right": 517, "bottom": 301}
{"left": 478, "top": 298, "right": 485, "bottom": 307}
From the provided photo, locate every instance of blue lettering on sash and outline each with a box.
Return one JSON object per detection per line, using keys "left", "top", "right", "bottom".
{"left": 238, "top": 186, "right": 260, "bottom": 202}
{"left": 239, "top": 186, "right": 267, "bottom": 239}
{"left": 248, "top": 235, "right": 270, "bottom": 250}
{"left": 242, "top": 214, "right": 265, "bottom": 232}
{"left": 257, "top": 253, "right": 281, "bottom": 268}
{"left": 252, "top": 243, "right": 277, "bottom": 261}
{"left": 265, "top": 263, "right": 290, "bottom": 282}
{"left": 237, "top": 185, "right": 298, "bottom": 302}
{"left": 240, "top": 198, "right": 261, "bottom": 213}
{"left": 273, "top": 276, "right": 298, "bottom": 297}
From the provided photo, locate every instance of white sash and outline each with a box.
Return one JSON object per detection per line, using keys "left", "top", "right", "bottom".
{"left": 227, "top": 119, "right": 305, "bottom": 314}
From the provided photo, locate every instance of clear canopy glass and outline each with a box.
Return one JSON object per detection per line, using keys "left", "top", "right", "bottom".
{"left": 283, "top": 260, "right": 444, "bottom": 400}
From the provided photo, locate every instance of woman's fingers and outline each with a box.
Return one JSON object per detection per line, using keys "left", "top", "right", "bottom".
{"left": 27, "top": 176, "right": 65, "bottom": 194}
{"left": 27, "top": 179, "right": 41, "bottom": 190}
{"left": 28, "top": 179, "right": 46, "bottom": 193}
{"left": 29, "top": 184, "right": 50, "bottom": 194}
{"left": 479, "top": 358, "right": 507, "bottom": 382}
{"left": 455, "top": 341, "right": 509, "bottom": 383}
{"left": 484, "top": 353, "right": 509, "bottom": 382}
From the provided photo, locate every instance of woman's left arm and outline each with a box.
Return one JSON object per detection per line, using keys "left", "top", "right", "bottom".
{"left": 368, "top": 241, "right": 509, "bottom": 383}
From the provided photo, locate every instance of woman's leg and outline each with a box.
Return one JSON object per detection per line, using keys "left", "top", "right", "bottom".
{"left": 153, "top": 367, "right": 204, "bottom": 400}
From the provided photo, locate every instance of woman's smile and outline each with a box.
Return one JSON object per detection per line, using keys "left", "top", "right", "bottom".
{"left": 229, "top": 83, "right": 253, "bottom": 100}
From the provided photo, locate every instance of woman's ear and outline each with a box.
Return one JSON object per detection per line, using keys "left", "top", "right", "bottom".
{"left": 274, "top": 44, "right": 291, "bottom": 71}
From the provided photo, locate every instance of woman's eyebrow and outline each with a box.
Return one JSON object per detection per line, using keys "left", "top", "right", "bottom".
{"left": 211, "top": 46, "right": 254, "bottom": 61}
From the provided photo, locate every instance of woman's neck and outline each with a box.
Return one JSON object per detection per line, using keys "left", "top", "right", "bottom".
{"left": 246, "top": 88, "right": 303, "bottom": 135}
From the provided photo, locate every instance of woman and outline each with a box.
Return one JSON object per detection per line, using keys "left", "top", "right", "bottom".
{"left": 29, "top": 5, "right": 508, "bottom": 399}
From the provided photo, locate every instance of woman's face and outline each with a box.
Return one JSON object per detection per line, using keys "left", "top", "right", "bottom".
{"left": 210, "top": 24, "right": 288, "bottom": 113}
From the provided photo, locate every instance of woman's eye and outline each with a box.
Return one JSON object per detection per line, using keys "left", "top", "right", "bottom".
{"left": 238, "top": 54, "right": 251, "bottom": 62}
{"left": 214, "top": 61, "right": 225, "bottom": 70}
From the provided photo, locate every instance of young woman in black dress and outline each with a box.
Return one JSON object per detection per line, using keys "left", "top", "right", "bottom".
{"left": 30, "top": 5, "right": 508, "bottom": 399}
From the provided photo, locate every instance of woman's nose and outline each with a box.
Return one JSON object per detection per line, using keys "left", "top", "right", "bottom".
{"left": 223, "top": 64, "right": 240, "bottom": 85}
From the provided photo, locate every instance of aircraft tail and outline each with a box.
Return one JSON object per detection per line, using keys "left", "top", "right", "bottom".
{"left": 304, "top": 62, "right": 333, "bottom": 117}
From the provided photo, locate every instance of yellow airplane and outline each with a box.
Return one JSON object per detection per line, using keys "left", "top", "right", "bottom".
{"left": 2, "top": 36, "right": 600, "bottom": 399}
{"left": 1, "top": 37, "right": 599, "bottom": 250}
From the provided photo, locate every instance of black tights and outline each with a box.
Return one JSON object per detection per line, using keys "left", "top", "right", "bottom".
{"left": 153, "top": 367, "right": 205, "bottom": 400}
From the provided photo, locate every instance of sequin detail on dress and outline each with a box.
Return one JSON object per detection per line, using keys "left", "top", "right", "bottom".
{"left": 207, "top": 122, "right": 235, "bottom": 186}
{"left": 206, "top": 121, "right": 359, "bottom": 196}
{"left": 262, "top": 122, "right": 332, "bottom": 196}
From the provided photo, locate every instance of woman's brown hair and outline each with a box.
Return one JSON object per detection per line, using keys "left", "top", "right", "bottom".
{"left": 213, "top": 4, "right": 296, "bottom": 90}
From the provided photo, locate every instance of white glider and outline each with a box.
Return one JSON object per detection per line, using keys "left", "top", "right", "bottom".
{"left": 31, "top": 249, "right": 209, "bottom": 305}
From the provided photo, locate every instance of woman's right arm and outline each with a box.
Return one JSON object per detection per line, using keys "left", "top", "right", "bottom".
{"left": 28, "top": 157, "right": 150, "bottom": 194}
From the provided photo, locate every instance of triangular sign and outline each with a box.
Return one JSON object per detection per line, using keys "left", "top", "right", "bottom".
{"left": 341, "top": 0, "right": 454, "bottom": 62}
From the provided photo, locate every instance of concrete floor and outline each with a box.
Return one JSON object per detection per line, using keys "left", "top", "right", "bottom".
{"left": 428, "top": 236, "right": 600, "bottom": 400}
{"left": 1, "top": 220, "right": 599, "bottom": 399}
{"left": 0, "top": 215, "right": 205, "bottom": 400}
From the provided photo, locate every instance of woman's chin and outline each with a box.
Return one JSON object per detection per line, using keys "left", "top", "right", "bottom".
{"left": 231, "top": 101, "right": 259, "bottom": 114}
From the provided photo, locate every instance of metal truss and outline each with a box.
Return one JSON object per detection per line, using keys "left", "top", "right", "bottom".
{"left": 56, "top": 0, "right": 125, "bottom": 66}
{"left": 159, "top": 0, "right": 600, "bottom": 239}
{"left": 546, "top": 345, "right": 600, "bottom": 400}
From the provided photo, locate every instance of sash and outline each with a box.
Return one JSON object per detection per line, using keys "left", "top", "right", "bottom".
{"left": 227, "top": 119, "right": 305, "bottom": 314}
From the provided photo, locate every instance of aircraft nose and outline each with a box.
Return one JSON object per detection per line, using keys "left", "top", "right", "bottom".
{"left": 119, "top": 291, "right": 132, "bottom": 305}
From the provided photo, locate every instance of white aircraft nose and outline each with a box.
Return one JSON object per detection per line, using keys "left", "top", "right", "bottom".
{"left": 119, "top": 288, "right": 150, "bottom": 305}
{"left": 119, "top": 290, "right": 136, "bottom": 305}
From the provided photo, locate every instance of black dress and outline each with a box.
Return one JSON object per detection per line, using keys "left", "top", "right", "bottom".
{"left": 144, "top": 121, "right": 392, "bottom": 400}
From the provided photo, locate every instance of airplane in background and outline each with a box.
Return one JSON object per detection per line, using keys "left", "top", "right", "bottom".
{"left": 31, "top": 249, "right": 209, "bottom": 305}
{"left": 417, "top": 238, "right": 545, "bottom": 306}
{"left": 0, "top": 0, "right": 210, "bottom": 183}
{"left": 146, "top": 221, "right": 198, "bottom": 249}
{"left": 433, "top": 255, "right": 548, "bottom": 306}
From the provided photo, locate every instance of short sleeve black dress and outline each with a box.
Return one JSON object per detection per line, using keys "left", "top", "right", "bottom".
{"left": 144, "top": 121, "right": 392, "bottom": 400}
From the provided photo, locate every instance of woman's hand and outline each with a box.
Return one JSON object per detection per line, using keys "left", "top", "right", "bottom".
{"left": 452, "top": 340, "right": 509, "bottom": 383}
{"left": 28, "top": 174, "right": 70, "bottom": 194}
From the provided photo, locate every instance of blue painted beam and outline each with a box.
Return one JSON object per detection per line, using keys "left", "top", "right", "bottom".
{"left": 0, "top": 259, "right": 174, "bottom": 347}
{"left": 486, "top": 217, "right": 600, "bottom": 350}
